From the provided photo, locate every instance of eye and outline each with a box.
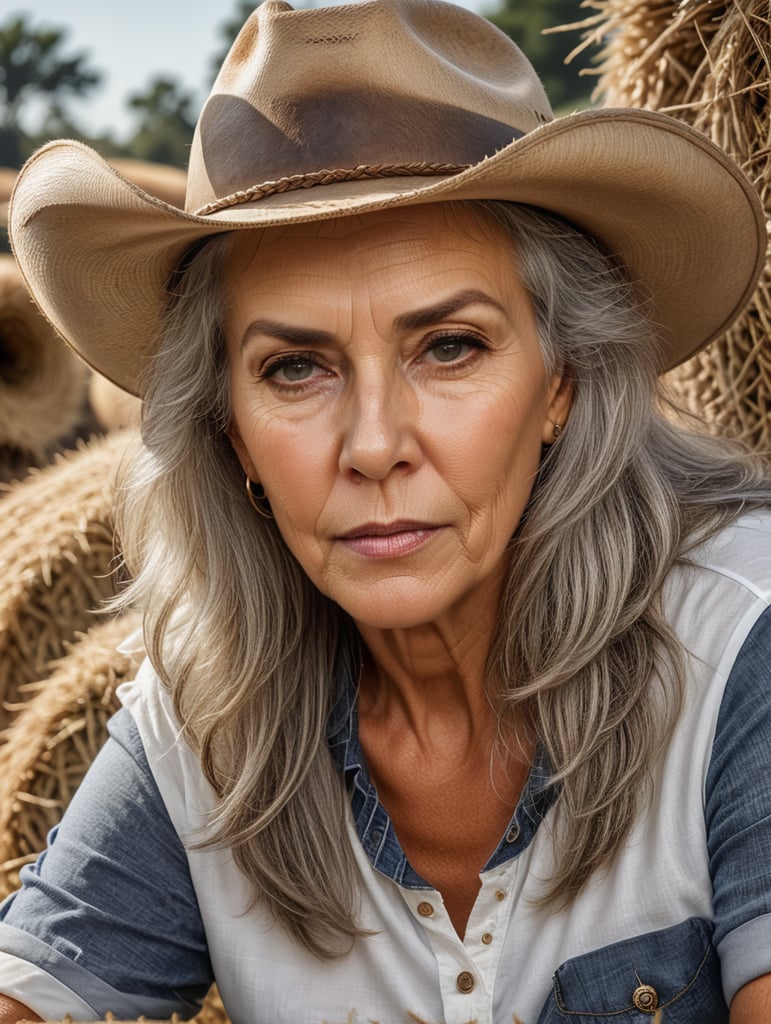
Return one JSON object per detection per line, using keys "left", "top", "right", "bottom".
{"left": 261, "top": 352, "right": 330, "bottom": 387}
{"left": 275, "top": 357, "right": 315, "bottom": 382}
{"left": 422, "top": 333, "right": 485, "bottom": 365}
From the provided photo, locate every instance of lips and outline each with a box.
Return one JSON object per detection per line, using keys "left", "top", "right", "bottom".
{"left": 339, "top": 520, "right": 436, "bottom": 540}
{"left": 337, "top": 520, "right": 442, "bottom": 558}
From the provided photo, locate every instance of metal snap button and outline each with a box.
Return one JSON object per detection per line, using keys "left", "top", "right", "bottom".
{"left": 481, "top": 932, "right": 493, "bottom": 945}
{"left": 632, "top": 984, "right": 659, "bottom": 1013}
{"left": 417, "top": 901, "right": 434, "bottom": 917}
{"left": 495, "top": 889, "right": 506, "bottom": 901}
{"left": 456, "top": 970, "right": 475, "bottom": 993}
{"left": 505, "top": 823, "right": 520, "bottom": 843}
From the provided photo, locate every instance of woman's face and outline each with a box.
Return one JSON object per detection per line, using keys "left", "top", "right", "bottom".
{"left": 225, "top": 204, "right": 572, "bottom": 631}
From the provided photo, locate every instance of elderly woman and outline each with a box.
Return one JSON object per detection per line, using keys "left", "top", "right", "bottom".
{"left": 2, "top": 1, "right": 771, "bottom": 1021}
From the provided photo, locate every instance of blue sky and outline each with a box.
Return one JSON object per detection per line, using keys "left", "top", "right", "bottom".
{"left": 19, "top": 0, "right": 492, "bottom": 142}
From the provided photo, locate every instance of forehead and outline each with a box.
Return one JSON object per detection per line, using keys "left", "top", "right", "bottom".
{"left": 223, "top": 202, "right": 517, "bottom": 283}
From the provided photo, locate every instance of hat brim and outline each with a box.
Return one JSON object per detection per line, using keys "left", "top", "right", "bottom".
{"left": 9, "top": 107, "right": 766, "bottom": 396}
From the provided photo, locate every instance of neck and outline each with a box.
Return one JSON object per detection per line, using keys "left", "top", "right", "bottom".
{"left": 354, "top": 576, "right": 506, "bottom": 749}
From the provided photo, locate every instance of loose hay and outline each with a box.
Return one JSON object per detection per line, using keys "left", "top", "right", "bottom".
{"left": 566, "top": 0, "right": 771, "bottom": 453}
{"left": 0, "top": 430, "right": 136, "bottom": 728}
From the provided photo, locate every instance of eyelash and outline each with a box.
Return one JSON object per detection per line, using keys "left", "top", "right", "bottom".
{"left": 259, "top": 350, "right": 333, "bottom": 390}
{"left": 422, "top": 331, "right": 487, "bottom": 365}
{"left": 258, "top": 331, "right": 487, "bottom": 391}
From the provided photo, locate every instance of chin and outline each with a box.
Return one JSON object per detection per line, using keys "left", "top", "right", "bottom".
{"left": 331, "top": 584, "right": 460, "bottom": 632}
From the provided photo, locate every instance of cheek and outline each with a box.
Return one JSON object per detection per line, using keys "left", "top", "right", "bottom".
{"left": 247, "top": 417, "right": 338, "bottom": 531}
{"left": 433, "top": 387, "right": 547, "bottom": 512}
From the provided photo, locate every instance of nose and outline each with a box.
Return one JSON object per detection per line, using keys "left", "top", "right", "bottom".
{"left": 338, "top": 371, "right": 422, "bottom": 481}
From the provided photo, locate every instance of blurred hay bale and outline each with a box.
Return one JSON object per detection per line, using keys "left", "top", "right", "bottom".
{"left": 0, "top": 158, "right": 181, "bottom": 474}
{"left": 89, "top": 372, "right": 142, "bottom": 431}
{"left": 0, "top": 611, "right": 230, "bottom": 1024}
{"left": 0, "top": 166, "right": 15, "bottom": 231}
{"left": 0, "top": 613, "right": 142, "bottom": 893}
{"left": 570, "top": 0, "right": 771, "bottom": 452}
{"left": 0, "top": 254, "right": 89, "bottom": 482}
{"left": 0, "top": 430, "right": 135, "bottom": 727}
{"left": 109, "top": 158, "right": 187, "bottom": 208}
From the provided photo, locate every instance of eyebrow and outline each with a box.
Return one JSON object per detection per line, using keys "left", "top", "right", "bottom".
{"left": 393, "top": 288, "right": 507, "bottom": 331}
{"left": 239, "top": 288, "right": 506, "bottom": 350}
{"left": 240, "top": 320, "right": 336, "bottom": 351}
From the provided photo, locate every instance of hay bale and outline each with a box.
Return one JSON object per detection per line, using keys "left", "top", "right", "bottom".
{"left": 0, "top": 613, "right": 142, "bottom": 893}
{"left": 0, "top": 430, "right": 136, "bottom": 727}
{"left": 570, "top": 0, "right": 722, "bottom": 114}
{"left": 0, "top": 255, "right": 89, "bottom": 482}
{"left": 664, "top": 2, "right": 771, "bottom": 450}
{"left": 89, "top": 372, "right": 142, "bottom": 431}
{"left": 0, "top": 611, "right": 230, "bottom": 1024}
{"left": 570, "top": 0, "right": 771, "bottom": 452}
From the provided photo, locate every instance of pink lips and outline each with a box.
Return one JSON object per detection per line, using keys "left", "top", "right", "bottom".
{"left": 338, "top": 521, "right": 441, "bottom": 559}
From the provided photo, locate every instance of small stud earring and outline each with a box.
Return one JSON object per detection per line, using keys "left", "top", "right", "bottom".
{"left": 245, "top": 475, "right": 274, "bottom": 519}
{"left": 552, "top": 423, "right": 562, "bottom": 440}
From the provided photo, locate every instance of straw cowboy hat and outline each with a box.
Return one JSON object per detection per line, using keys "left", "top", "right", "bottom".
{"left": 8, "top": 0, "right": 766, "bottom": 397}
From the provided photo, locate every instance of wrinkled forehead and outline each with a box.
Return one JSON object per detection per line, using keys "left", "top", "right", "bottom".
{"left": 223, "top": 201, "right": 518, "bottom": 277}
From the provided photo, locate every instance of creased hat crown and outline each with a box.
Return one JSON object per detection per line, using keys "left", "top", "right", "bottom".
{"left": 186, "top": 0, "right": 553, "bottom": 215}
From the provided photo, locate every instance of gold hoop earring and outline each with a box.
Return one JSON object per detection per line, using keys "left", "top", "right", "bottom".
{"left": 245, "top": 475, "right": 274, "bottom": 520}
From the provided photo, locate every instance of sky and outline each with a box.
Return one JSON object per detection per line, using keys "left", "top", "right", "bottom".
{"left": 18, "top": 0, "right": 491, "bottom": 143}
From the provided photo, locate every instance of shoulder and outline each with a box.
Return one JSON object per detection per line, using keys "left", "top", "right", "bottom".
{"left": 680, "top": 510, "right": 771, "bottom": 599}
{"left": 117, "top": 656, "right": 217, "bottom": 838}
{"left": 663, "top": 511, "right": 771, "bottom": 673}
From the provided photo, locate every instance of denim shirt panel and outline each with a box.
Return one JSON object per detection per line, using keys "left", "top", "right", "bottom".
{"left": 326, "top": 657, "right": 558, "bottom": 887}
{"left": 704, "top": 603, "right": 771, "bottom": 1001}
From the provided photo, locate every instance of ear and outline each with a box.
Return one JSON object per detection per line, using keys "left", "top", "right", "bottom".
{"left": 541, "top": 372, "right": 574, "bottom": 445}
{"left": 226, "top": 419, "right": 259, "bottom": 481}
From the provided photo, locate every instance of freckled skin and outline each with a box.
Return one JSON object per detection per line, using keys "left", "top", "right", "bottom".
{"left": 225, "top": 204, "right": 572, "bottom": 639}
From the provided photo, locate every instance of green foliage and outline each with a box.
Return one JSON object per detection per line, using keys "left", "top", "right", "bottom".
{"left": 485, "top": 0, "right": 592, "bottom": 112}
{"left": 126, "top": 76, "right": 196, "bottom": 168}
{"left": 0, "top": 14, "right": 101, "bottom": 167}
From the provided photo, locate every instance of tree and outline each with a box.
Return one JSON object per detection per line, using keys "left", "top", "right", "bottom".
{"left": 485, "top": 0, "right": 592, "bottom": 112}
{"left": 0, "top": 14, "right": 101, "bottom": 167}
{"left": 126, "top": 76, "right": 196, "bottom": 168}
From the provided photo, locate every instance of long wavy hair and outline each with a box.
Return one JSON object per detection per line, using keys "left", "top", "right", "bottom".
{"left": 114, "top": 200, "right": 771, "bottom": 956}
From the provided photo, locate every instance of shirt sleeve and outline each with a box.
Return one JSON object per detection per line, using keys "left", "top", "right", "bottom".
{"left": 705, "top": 603, "right": 771, "bottom": 1003}
{"left": 0, "top": 707, "right": 214, "bottom": 1020}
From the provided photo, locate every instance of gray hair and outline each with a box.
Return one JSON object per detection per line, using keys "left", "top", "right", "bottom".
{"left": 114, "top": 201, "right": 771, "bottom": 955}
